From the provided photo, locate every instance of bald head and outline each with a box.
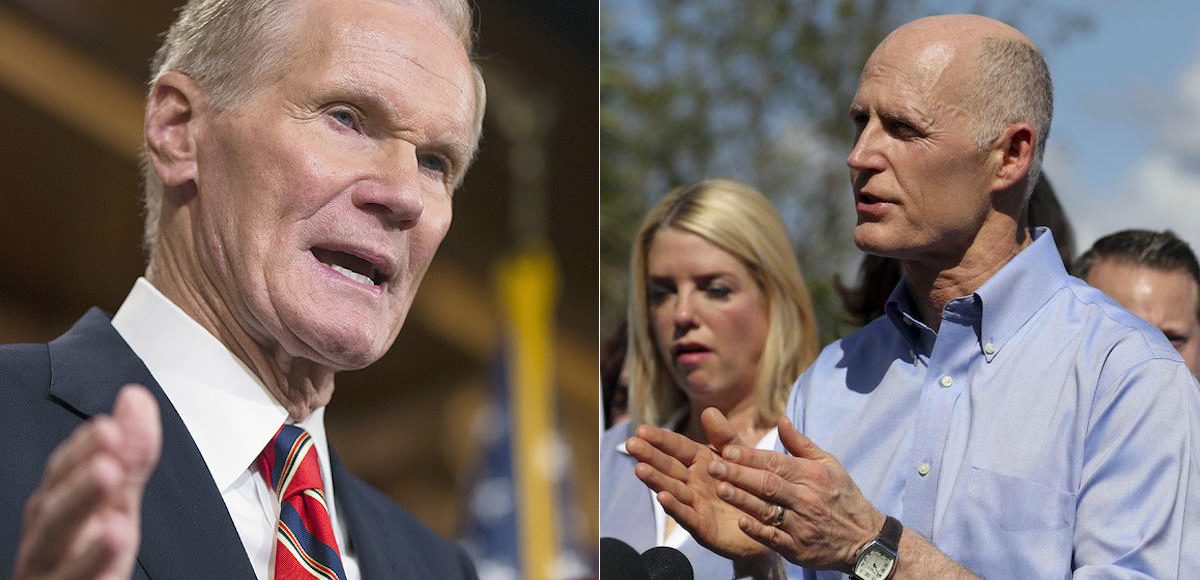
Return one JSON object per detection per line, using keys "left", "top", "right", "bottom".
{"left": 867, "top": 15, "right": 1053, "bottom": 200}
{"left": 883, "top": 14, "right": 1031, "bottom": 49}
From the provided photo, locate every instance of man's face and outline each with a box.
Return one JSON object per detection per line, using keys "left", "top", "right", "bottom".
{"left": 1086, "top": 260, "right": 1200, "bottom": 377}
{"left": 846, "top": 39, "right": 996, "bottom": 261}
{"left": 190, "top": 0, "right": 476, "bottom": 370}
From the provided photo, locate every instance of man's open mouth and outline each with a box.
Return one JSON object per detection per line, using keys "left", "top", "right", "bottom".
{"left": 312, "top": 248, "right": 385, "bottom": 286}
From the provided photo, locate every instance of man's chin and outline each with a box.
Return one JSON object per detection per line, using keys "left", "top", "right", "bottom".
{"left": 312, "top": 341, "right": 389, "bottom": 371}
{"left": 853, "top": 228, "right": 898, "bottom": 258}
{"left": 287, "top": 319, "right": 397, "bottom": 372}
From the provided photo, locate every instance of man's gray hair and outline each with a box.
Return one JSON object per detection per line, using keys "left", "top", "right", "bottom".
{"left": 140, "top": 0, "right": 486, "bottom": 259}
{"left": 963, "top": 37, "right": 1053, "bottom": 202}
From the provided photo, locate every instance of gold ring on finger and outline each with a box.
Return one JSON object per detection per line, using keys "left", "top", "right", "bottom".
{"left": 768, "top": 503, "right": 786, "bottom": 527}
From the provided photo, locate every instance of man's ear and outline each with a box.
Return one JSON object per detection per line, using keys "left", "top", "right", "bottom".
{"left": 990, "top": 122, "right": 1036, "bottom": 192}
{"left": 145, "top": 71, "right": 205, "bottom": 188}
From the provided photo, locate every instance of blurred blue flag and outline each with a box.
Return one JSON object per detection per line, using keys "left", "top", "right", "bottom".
{"left": 459, "top": 344, "right": 594, "bottom": 579}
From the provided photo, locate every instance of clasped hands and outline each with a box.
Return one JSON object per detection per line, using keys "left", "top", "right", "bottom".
{"left": 626, "top": 408, "right": 883, "bottom": 575}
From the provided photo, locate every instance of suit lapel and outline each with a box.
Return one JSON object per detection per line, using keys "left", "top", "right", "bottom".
{"left": 48, "top": 309, "right": 256, "bottom": 579}
{"left": 330, "top": 450, "right": 413, "bottom": 580}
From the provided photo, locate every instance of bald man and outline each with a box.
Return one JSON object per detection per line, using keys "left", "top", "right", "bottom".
{"left": 1077, "top": 229, "right": 1200, "bottom": 377}
{"left": 625, "top": 15, "right": 1200, "bottom": 579}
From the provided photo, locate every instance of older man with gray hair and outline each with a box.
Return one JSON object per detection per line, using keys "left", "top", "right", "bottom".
{"left": 1, "top": 0, "right": 484, "bottom": 578}
{"left": 626, "top": 14, "right": 1199, "bottom": 579}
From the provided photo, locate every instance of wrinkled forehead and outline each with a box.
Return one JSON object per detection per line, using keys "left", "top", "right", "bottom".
{"left": 301, "top": 0, "right": 470, "bottom": 71}
{"left": 298, "top": 0, "right": 476, "bottom": 126}
{"left": 860, "top": 35, "right": 959, "bottom": 90}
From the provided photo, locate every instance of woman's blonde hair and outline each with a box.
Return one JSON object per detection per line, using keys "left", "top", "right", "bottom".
{"left": 627, "top": 179, "right": 818, "bottom": 428}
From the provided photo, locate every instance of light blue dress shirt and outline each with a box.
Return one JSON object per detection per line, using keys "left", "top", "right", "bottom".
{"left": 784, "top": 229, "right": 1200, "bottom": 579}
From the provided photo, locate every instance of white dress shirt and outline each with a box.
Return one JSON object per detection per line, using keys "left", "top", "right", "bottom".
{"left": 112, "top": 278, "right": 361, "bottom": 580}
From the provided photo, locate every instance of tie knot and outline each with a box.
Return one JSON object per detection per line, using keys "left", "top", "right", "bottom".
{"left": 257, "top": 424, "right": 325, "bottom": 500}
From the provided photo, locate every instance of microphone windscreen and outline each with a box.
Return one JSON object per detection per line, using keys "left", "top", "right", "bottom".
{"left": 641, "top": 546, "right": 694, "bottom": 580}
{"left": 600, "top": 537, "right": 650, "bottom": 580}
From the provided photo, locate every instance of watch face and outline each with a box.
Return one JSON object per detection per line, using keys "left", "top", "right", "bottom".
{"left": 853, "top": 545, "right": 896, "bottom": 580}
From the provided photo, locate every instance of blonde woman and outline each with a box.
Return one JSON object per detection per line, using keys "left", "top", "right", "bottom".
{"left": 600, "top": 179, "right": 818, "bottom": 576}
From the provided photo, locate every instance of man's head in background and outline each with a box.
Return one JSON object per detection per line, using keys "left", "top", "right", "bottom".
{"left": 139, "top": 0, "right": 486, "bottom": 418}
{"left": 1076, "top": 229, "right": 1200, "bottom": 377}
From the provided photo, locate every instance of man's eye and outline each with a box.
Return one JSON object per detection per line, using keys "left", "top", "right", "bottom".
{"left": 887, "top": 120, "right": 917, "bottom": 137}
{"left": 418, "top": 153, "right": 448, "bottom": 176}
{"left": 329, "top": 109, "right": 357, "bottom": 129}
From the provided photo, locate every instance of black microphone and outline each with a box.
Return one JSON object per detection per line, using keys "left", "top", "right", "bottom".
{"left": 641, "top": 546, "right": 694, "bottom": 580}
{"left": 600, "top": 537, "right": 649, "bottom": 580}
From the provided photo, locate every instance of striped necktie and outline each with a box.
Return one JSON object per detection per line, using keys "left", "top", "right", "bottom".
{"left": 257, "top": 424, "right": 348, "bottom": 580}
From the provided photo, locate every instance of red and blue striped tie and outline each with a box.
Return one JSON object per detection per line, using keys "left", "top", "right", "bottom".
{"left": 258, "top": 424, "right": 347, "bottom": 580}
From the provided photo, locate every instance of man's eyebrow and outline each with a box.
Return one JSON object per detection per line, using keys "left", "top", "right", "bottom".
{"left": 879, "top": 110, "right": 914, "bottom": 123}
{"left": 325, "top": 80, "right": 472, "bottom": 151}
{"left": 326, "top": 80, "right": 399, "bottom": 118}
{"left": 428, "top": 135, "right": 472, "bottom": 165}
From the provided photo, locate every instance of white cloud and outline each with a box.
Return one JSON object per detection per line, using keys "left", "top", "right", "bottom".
{"left": 1051, "top": 52, "right": 1200, "bottom": 254}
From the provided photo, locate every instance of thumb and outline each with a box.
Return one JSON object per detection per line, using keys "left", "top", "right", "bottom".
{"left": 113, "top": 384, "right": 162, "bottom": 483}
{"left": 779, "top": 416, "right": 825, "bottom": 460}
{"left": 700, "top": 407, "right": 743, "bottom": 451}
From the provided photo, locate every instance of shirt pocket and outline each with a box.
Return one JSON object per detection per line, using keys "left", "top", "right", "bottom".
{"left": 966, "top": 466, "right": 1075, "bottom": 532}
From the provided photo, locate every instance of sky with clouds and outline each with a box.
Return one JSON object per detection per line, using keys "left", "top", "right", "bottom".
{"left": 1031, "top": 1, "right": 1200, "bottom": 253}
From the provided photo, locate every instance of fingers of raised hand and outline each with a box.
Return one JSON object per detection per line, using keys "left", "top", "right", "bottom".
{"left": 709, "top": 452, "right": 799, "bottom": 504}
{"left": 633, "top": 462, "right": 696, "bottom": 505}
{"left": 41, "top": 417, "right": 122, "bottom": 490}
{"left": 626, "top": 437, "right": 691, "bottom": 481}
{"left": 112, "top": 385, "right": 162, "bottom": 480}
{"left": 699, "top": 407, "right": 744, "bottom": 450}
{"left": 15, "top": 387, "right": 161, "bottom": 580}
{"left": 653, "top": 490, "right": 707, "bottom": 532}
{"left": 59, "top": 511, "right": 136, "bottom": 580}
{"left": 708, "top": 470, "right": 783, "bottom": 527}
{"left": 736, "top": 513, "right": 797, "bottom": 560}
{"left": 633, "top": 424, "right": 704, "bottom": 465}
{"left": 719, "top": 445, "right": 802, "bottom": 479}
{"left": 18, "top": 452, "right": 128, "bottom": 576}
{"left": 778, "top": 417, "right": 827, "bottom": 462}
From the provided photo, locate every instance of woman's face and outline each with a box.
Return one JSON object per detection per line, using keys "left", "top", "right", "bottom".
{"left": 646, "top": 228, "right": 770, "bottom": 409}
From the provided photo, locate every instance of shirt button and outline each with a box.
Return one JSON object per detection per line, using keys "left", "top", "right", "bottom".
{"left": 918, "top": 463, "right": 930, "bottom": 476}
{"left": 984, "top": 342, "right": 995, "bottom": 354}
{"left": 940, "top": 375, "right": 953, "bottom": 388}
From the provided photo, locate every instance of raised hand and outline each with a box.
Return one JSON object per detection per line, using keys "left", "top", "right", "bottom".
{"left": 14, "top": 385, "right": 162, "bottom": 580}
{"left": 625, "top": 408, "right": 776, "bottom": 565}
{"left": 707, "top": 414, "right": 882, "bottom": 572}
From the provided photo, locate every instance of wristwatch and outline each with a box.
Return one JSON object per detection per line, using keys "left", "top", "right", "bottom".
{"left": 849, "top": 515, "right": 902, "bottom": 580}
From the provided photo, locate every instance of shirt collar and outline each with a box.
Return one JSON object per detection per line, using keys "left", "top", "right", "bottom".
{"left": 883, "top": 227, "right": 1067, "bottom": 361}
{"left": 973, "top": 227, "right": 1069, "bottom": 361}
{"left": 884, "top": 279, "right": 936, "bottom": 356}
{"left": 110, "top": 278, "right": 333, "bottom": 493}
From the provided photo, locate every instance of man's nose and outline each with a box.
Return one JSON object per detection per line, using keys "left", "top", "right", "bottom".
{"left": 352, "top": 143, "right": 426, "bottom": 227}
{"left": 846, "top": 123, "right": 885, "bottom": 172}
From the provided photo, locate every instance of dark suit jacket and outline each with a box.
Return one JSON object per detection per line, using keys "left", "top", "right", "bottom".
{"left": 0, "top": 309, "right": 477, "bottom": 579}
